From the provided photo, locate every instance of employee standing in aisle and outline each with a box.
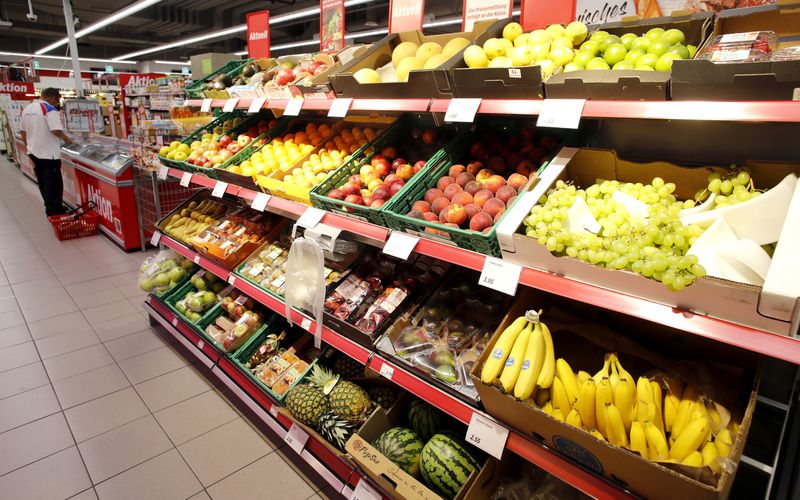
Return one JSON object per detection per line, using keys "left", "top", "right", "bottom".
{"left": 20, "top": 88, "right": 75, "bottom": 216}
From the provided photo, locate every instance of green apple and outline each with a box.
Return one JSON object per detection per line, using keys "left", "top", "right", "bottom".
{"left": 613, "top": 60, "right": 636, "bottom": 70}
{"left": 551, "top": 36, "right": 574, "bottom": 50}
{"left": 632, "top": 37, "right": 651, "bottom": 52}
{"left": 154, "top": 273, "right": 170, "bottom": 288}
{"left": 655, "top": 53, "right": 682, "bottom": 72}
{"left": 168, "top": 268, "right": 184, "bottom": 282}
{"left": 531, "top": 43, "right": 550, "bottom": 62}
{"left": 586, "top": 57, "right": 611, "bottom": 70}
{"left": 564, "top": 62, "right": 583, "bottom": 72}
{"left": 603, "top": 43, "right": 628, "bottom": 66}
{"left": 687, "top": 44, "right": 697, "bottom": 58}
{"left": 528, "top": 29, "right": 551, "bottom": 45}
{"left": 510, "top": 46, "right": 535, "bottom": 66}
{"left": 666, "top": 44, "right": 690, "bottom": 59}
{"left": 579, "top": 40, "right": 601, "bottom": 56}
{"left": 647, "top": 41, "right": 671, "bottom": 57}
{"left": 488, "top": 56, "right": 512, "bottom": 68}
{"left": 574, "top": 51, "right": 595, "bottom": 67}
{"left": 635, "top": 64, "right": 655, "bottom": 71}
{"left": 139, "top": 278, "right": 154, "bottom": 292}
{"left": 590, "top": 30, "right": 609, "bottom": 42}
{"left": 545, "top": 24, "right": 566, "bottom": 39}
{"left": 624, "top": 49, "right": 645, "bottom": 64}
{"left": 620, "top": 33, "right": 637, "bottom": 50}
{"left": 646, "top": 27, "right": 665, "bottom": 41}
{"left": 535, "top": 59, "right": 556, "bottom": 79}
{"left": 181, "top": 259, "right": 194, "bottom": 270}
{"left": 565, "top": 21, "right": 588, "bottom": 46}
{"left": 549, "top": 46, "right": 574, "bottom": 66}
{"left": 663, "top": 28, "right": 686, "bottom": 46}
{"left": 637, "top": 53, "right": 659, "bottom": 68}
{"left": 599, "top": 35, "right": 622, "bottom": 53}
{"left": 483, "top": 38, "right": 506, "bottom": 59}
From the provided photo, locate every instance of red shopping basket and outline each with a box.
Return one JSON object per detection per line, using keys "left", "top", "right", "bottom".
{"left": 48, "top": 202, "right": 101, "bottom": 241}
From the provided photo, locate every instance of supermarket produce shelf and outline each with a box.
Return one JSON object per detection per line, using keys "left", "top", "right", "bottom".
{"left": 144, "top": 297, "right": 378, "bottom": 498}
{"left": 185, "top": 98, "right": 800, "bottom": 123}
{"left": 157, "top": 234, "right": 635, "bottom": 500}
{"left": 161, "top": 168, "right": 800, "bottom": 366}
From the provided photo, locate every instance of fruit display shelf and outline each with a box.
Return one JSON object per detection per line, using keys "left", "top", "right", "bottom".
{"left": 184, "top": 98, "right": 800, "bottom": 124}
{"left": 155, "top": 233, "right": 636, "bottom": 500}
{"left": 159, "top": 167, "right": 800, "bottom": 367}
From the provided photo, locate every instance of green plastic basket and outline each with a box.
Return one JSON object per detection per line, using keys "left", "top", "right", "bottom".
{"left": 195, "top": 302, "right": 272, "bottom": 353}
{"left": 157, "top": 112, "right": 241, "bottom": 172}
{"left": 185, "top": 59, "right": 251, "bottom": 99}
{"left": 234, "top": 252, "right": 288, "bottom": 304}
{"left": 382, "top": 116, "right": 568, "bottom": 257}
{"left": 309, "top": 113, "right": 455, "bottom": 226}
{"left": 164, "top": 281, "right": 222, "bottom": 330}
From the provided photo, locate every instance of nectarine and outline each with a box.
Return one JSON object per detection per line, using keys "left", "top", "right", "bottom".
{"left": 484, "top": 175, "right": 507, "bottom": 194}
{"left": 411, "top": 200, "right": 431, "bottom": 213}
{"left": 443, "top": 183, "right": 463, "bottom": 200}
{"left": 431, "top": 197, "right": 450, "bottom": 214}
{"left": 469, "top": 212, "right": 493, "bottom": 232}
{"left": 437, "top": 176, "right": 456, "bottom": 191}
{"left": 473, "top": 189, "right": 493, "bottom": 207}
{"left": 451, "top": 191, "right": 474, "bottom": 207}
{"left": 483, "top": 198, "right": 506, "bottom": 218}
{"left": 455, "top": 172, "right": 476, "bottom": 187}
{"left": 495, "top": 185, "right": 517, "bottom": 204}
{"left": 448, "top": 164, "right": 466, "bottom": 177}
{"left": 424, "top": 188, "right": 444, "bottom": 205}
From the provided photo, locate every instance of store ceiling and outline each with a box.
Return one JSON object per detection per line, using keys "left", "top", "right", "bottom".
{"left": 0, "top": 0, "right": 464, "bottom": 64}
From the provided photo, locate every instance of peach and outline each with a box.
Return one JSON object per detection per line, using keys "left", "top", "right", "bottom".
{"left": 422, "top": 211, "right": 438, "bottom": 222}
{"left": 469, "top": 212, "right": 493, "bottom": 232}
{"left": 437, "top": 176, "right": 456, "bottom": 191}
{"left": 439, "top": 208, "right": 449, "bottom": 223}
{"left": 455, "top": 172, "right": 476, "bottom": 187}
{"left": 507, "top": 173, "right": 528, "bottom": 191}
{"left": 473, "top": 189, "right": 494, "bottom": 207}
{"left": 424, "top": 188, "right": 444, "bottom": 205}
{"left": 493, "top": 210, "right": 506, "bottom": 224}
{"left": 407, "top": 209, "right": 424, "bottom": 219}
{"left": 507, "top": 195, "right": 517, "bottom": 207}
{"left": 431, "top": 197, "right": 450, "bottom": 214}
{"left": 466, "top": 161, "right": 484, "bottom": 176}
{"left": 451, "top": 191, "right": 474, "bottom": 207}
{"left": 515, "top": 160, "right": 535, "bottom": 177}
{"left": 413, "top": 160, "right": 426, "bottom": 173}
{"left": 476, "top": 169, "right": 494, "bottom": 183}
{"left": 483, "top": 198, "right": 506, "bottom": 219}
{"left": 411, "top": 200, "right": 431, "bottom": 212}
{"left": 443, "top": 183, "right": 463, "bottom": 200}
{"left": 464, "top": 203, "right": 481, "bottom": 219}
{"left": 444, "top": 223, "right": 460, "bottom": 229}
{"left": 484, "top": 175, "right": 507, "bottom": 194}
{"left": 464, "top": 181, "right": 484, "bottom": 196}
{"left": 445, "top": 204, "right": 467, "bottom": 226}
{"left": 448, "top": 164, "right": 466, "bottom": 177}
{"left": 495, "top": 185, "right": 517, "bottom": 204}
{"left": 488, "top": 156, "right": 507, "bottom": 173}
{"left": 370, "top": 199, "right": 385, "bottom": 208}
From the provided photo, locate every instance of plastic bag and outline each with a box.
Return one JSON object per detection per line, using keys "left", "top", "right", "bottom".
{"left": 138, "top": 249, "right": 193, "bottom": 294}
{"left": 284, "top": 236, "right": 326, "bottom": 348}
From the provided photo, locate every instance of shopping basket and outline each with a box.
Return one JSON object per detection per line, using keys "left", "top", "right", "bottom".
{"left": 48, "top": 202, "right": 101, "bottom": 241}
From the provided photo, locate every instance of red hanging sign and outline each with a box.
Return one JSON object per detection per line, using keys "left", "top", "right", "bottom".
{"left": 320, "top": 0, "right": 345, "bottom": 53}
{"left": 388, "top": 0, "right": 425, "bottom": 34}
{"left": 520, "top": 0, "right": 574, "bottom": 31}
{"left": 462, "top": 0, "right": 513, "bottom": 32}
{"left": 247, "top": 10, "right": 271, "bottom": 59}
{"left": 0, "top": 80, "right": 34, "bottom": 97}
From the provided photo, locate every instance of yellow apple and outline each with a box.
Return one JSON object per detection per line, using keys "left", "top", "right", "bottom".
{"left": 392, "top": 42, "right": 419, "bottom": 68}
{"left": 483, "top": 38, "right": 506, "bottom": 60}
{"left": 353, "top": 68, "right": 382, "bottom": 84}
{"left": 535, "top": 59, "right": 556, "bottom": 80}
{"left": 442, "top": 37, "right": 471, "bottom": 58}
{"left": 463, "top": 45, "right": 489, "bottom": 68}
{"left": 549, "top": 46, "right": 574, "bottom": 67}
{"left": 565, "top": 21, "right": 588, "bottom": 46}
{"left": 551, "top": 36, "right": 574, "bottom": 49}
{"left": 509, "top": 46, "right": 535, "bottom": 66}
{"left": 514, "top": 33, "right": 532, "bottom": 47}
{"left": 423, "top": 53, "right": 449, "bottom": 69}
{"left": 545, "top": 24, "right": 565, "bottom": 39}
{"left": 529, "top": 29, "right": 552, "bottom": 45}
{"left": 416, "top": 42, "right": 442, "bottom": 63}
{"left": 488, "top": 56, "right": 512, "bottom": 68}
{"left": 396, "top": 57, "right": 424, "bottom": 82}
{"left": 503, "top": 22, "right": 523, "bottom": 42}
{"left": 531, "top": 43, "right": 550, "bottom": 62}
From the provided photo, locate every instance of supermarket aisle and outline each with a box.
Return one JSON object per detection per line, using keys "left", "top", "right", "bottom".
{"left": 0, "top": 157, "right": 334, "bottom": 500}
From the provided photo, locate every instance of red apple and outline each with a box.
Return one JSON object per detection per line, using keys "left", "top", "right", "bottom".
{"left": 341, "top": 182, "right": 360, "bottom": 196}
{"left": 451, "top": 191, "right": 474, "bottom": 207}
{"left": 362, "top": 195, "right": 373, "bottom": 206}
{"left": 274, "top": 68, "right": 295, "bottom": 86}
{"left": 485, "top": 175, "right": 507, "bottom": 194}
{"left": 437, "top": 176, "right": 456, "bottom": 191}
{"left": 422, "top": 129, "right": 438, "bottom": 145}
{"left": 473, "top": 190, "right": 493, "bottom": 207}
{"left": 373, "top": 162, "right": 390, "bottom": 178}
{"left": 226, "top": 143, "right": 241, "bottom": 154}
{"left": 359, "top": 165, "right": 375, "bottom": 178}
{"left": 424, "top": 188, "right": 444, "bottom": 205}
{"left": 431, "top": 197, "right": 450, "bottom": 214}
{"left": 344, "top": 194, "right": 364, "bottom": 206}
{"left": 413, "top": 160, "right": 426, "bottom": 174}
{"left": 237, "top": 134, "right": 251, "bottom": 147}
{"left": 371, "top": 155, "right": 388, "bottom": 167}
{"left": 507, "top": 173, "right": 528, "bottom": 191}
{"left": 395, "top": 164, "right": 413, "bottom": 181}
{"left": 469, "top": 212, "right": 493, "bottom": 232}
{"left": 495, "top": 185, "right": 517, "bottom": 204}
{"left": 443, "top": 183, "right": 463, "bottom": 200}
{"left": 464, "top": 203, "right": 481, "bottom": 219}
{"left": 411, "top": 200, "right": 431, "bottom": 213}
{"left": 384, "top": 174, "right": 400, "bottom": 187}
{"left": 361, "top": 189, "right": 371, "bottom": 199}
{"left": 372, "top": 186, "right": 390, "bottom": 200}
{"left": 389, "top": 181, "right": 404, "bottom": 196}
{"left": 381, "top": 147, "right": 397, "bottom": 158}
{"left": 349, "top": 174, "right": 362, "bottom": 185}
{"left": 483, "top": 198, "right": 506, "bottom": 219}
{"left": 218, "top": 135, "right": 232, "bottom": 147}
{"left": 445, "top": 204, "right": 467, "bottom": 226}
{"left": 328, "top": 188, "right": 345, "bottom": 200}
{"left": 449, "top": 164, "right": 466, "bottom": 177}
{"left": 370, "top": 199, "right": 385, "bottom": 208}
{"left": 455, "top": 172, "right": 475, "bottom": 187}
{"left": 391, "top": 158, "right": 406, "bottom": 171}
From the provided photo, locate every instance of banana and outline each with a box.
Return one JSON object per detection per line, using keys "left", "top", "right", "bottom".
{"left": 644, "top": 421, "right": 670, "bottom": 460}
{"left": 670, "top": 417, "right": 711, "bottom": 461}
{"left": 650, "top": 380, "right": 666, "bottom": 436}
{"left": 595, "top": 378, "right": 613, "bottom": 438}
{"left": 614, "top": 374, "right": 635, "bottom": 433}
{"left": 481, "top": 316, "right": 528, "bottom": 383}
{"left": 579, "top": 379, "right": 597, "bottom": 431}
{"left": 552, "top": 377, "right": 571, "bottom": 416}
{"left": 702, "top": 441, "right": 720, "bottom": 473}
{"left": 629, "top": 421, "right": 649, "bottom": 460}
{"left": 730, "top": 421, "right": 740, "bottom": 435}
{"left": 609, "top": 354, "right": 620, "bottom": 393}
{"left": 604, "top": 403, "right": 628, "bottom": 447}
{"left": 635, "top": 377, "right": 655, "bottom": 426}
{"left": 577, "top": 370, "right": 591, "bottom": 385}
{"left": 681, "top": 451, "right": 703, "bottom": 467}
{"left": 614, "top": 357, "right": 637, "bottom": 396}
{"left": 536, "top": 322, "right": 555, "bottom": 390}
{"left": 590, "top": 429, "right": 606, "bottom": 441}
{"left": 671, "top": 384, "right": 701, "bottom": 442}
{"left": 513, "top": 323, "right": 545, "bottom": 400}
{"left": 707, "top": 401, "right": 731, "bottom": 433}
{"left": 551, "top": 407, "right": 565, "bottom": 422}
{"left": 593, "top": 354, "right": 612, "bottom": 382}
{"left": 534, "top": 388, "right": 550, "bottom": 408}
{"left": 566, "top": 408, "right": 583, "bottom": 428}
{"left": 715, "top": 429, "right": 733, "bottom": 457}
{"left": 664, "top": 387, "right": 682, "bottom": 433}
{"left": 556, "top": 358, "right": 581, "bottom": 410}
{"left": 500, "top": 323, "right": 532, "bottom": 393}
{"left": 543, "top": 401, "right": 554, "bottom": 416}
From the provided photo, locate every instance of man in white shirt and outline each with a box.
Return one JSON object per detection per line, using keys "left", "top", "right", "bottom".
{"left": 20, "top": 88, "right": 75, "bottom": 216}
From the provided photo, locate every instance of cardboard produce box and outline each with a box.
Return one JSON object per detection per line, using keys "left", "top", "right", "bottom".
{"left": 329, "top": 20, "right": 501, "bottom": 99}
{"left": 496, "top": 147, "right": 800, "bottom": 335}
{"left": 470, "top": 288, "right": 760, "bottom": 499}
{"left": 545, "top": 11, "right": 713, "bottom": 100}
{"left": 671, "top": 3, "right": 800, "bottom": 100}
{"left": 295, "top": 46, "right": 370, "bottom": 99}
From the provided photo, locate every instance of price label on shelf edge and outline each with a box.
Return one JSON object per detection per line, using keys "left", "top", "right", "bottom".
{"left": 349, "top": 479, "right": 382, "bottom": 500}
{"left": 466, "top": 412, "right": 508, "bottom": 459}
{"left": 537, "top": 99, "right": 585, "bottom": 130}
{"left": 444, "top": 98, "right": 482, "bottom": 123}
{"left": 301, "top": 317, "right": 312, "bottom": 331}
{"left": 157, "top": 166, "right": 169, "bottom": 180}
{"left": 171, "top": 317, "right": 178, "bottom": 327}
{"left": 222, "top": 98, "right": 239, "bottom": 112}
{"left": 251, "top": 192, "right": 271, "bottom": 211}
{"left": 193, "top": 255, "right": 200, "bottom": 264}
{"left": 180, "top": 172, "right": 193, "bottom": 187}
{"left": 227, "top": 275, "right": 236, "bottom": 285}
{"left": 197, "top": 340, "right": 205, "bottom": 351}
{"left": 379, "top": 363, "right": 394, "bottom": 380}
{"left": 327, "top": 98, "right": 353, "bottom": 118}
{"left": 150, "top": 231, "right": 161, "bottom": 247}
{"left": 296, "top": 207, "right": 325, "bottom": 230}
{"left": 382, "top": 231, "right": 419, "bottom": 261}
{"left": 212, "top": 181, "right": 229, "bottom": 198}
{"left": 478, "top": 256, "right": 522, "bottom": 296}
{"left": 248, "top": 97, "right": 267, "bottom": 113}
{"left": 285, "top": 423, "right": 309, "bottom": 454}
{"left": 283, "top": 98, "right": 304, "bottom": 116}
{"left": 200, "top": 98, "right": 213, "bottom": 112}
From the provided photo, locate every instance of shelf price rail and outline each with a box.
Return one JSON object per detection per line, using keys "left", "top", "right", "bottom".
{"left": 162, "top": 168, "right": 800, "bottom": 366}
{"left": 156, "top": 234, "right": 633, "bottom": 500}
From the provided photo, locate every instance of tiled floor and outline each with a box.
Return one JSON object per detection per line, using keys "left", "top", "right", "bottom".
{"left": 0, "top": 157, "right": 336, "bottom": 500}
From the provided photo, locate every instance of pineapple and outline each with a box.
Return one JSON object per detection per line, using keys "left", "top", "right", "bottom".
{"left": 316, "top": 410, "right": 354, "bottom": 450}
{"left": 285, "top": 384, "right": 329, "bottom": 427}
{"left": 333, "top": 355, "right": 364, "bottom": 380}
{"left": 368, "top": 386, "right": 399, "bottom": 409}
{"left": 307, "top": 365, "right": 373, "bottom": 425}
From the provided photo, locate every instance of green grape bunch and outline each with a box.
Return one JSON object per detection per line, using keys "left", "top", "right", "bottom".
{"left": 524, "top": 177, "right": 707, "bottom": 291}
{"left": 696, "top": 166, "right": 761, "bottom": 209}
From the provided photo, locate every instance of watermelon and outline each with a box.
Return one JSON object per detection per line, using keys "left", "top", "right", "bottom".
{"left": 407, "top": 399, "right": 442, "bottom": 441}
{"left": 373, "top": 427, "right": 424, "bottom": 477}
{"left": 420, "top": 433, "right": 481, "bottom": 498}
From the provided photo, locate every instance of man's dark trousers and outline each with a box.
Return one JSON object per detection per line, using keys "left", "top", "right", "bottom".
{"left": 30, "top": 155, "right": 65, "bottom": 216}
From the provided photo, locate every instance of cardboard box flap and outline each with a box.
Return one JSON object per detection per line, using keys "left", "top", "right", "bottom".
{"left": 605, "top": 10, "right": 713, "bottom": 37}
{"left": 760, "top": 179, "right": 800, "bottom": 321}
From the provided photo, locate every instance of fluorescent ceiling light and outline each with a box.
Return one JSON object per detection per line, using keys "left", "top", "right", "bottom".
{"left": 113, "top": 0, "right": 373, "bottom": 61}
{"left": 0, "top": 51, "right": 135, "bottom": 64}
{"left": 36, "top": 0, "right": 163, "bottom": 55}
{"left": 154, "top": 60, "right": 190, "bottom": 65}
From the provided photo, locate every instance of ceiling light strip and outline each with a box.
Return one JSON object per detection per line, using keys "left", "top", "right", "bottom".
{"left": 0, "top": 51, "right": 135, "bottom": 65}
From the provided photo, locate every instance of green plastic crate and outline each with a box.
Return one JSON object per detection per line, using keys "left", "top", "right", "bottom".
{"left": 309, "top": 113, "right": 455, "bottom": 226}
{"left": 185, "top": 59, "right": 251, "bottom": 99}
{"left": 195, "top": 302, "right": 272, "bottom": 353}
{"left": 164, "top": 281, "right": 222, "bottom": 330}
{"left": 382, "top": 116, "right": 568, "bottom": 257}
{"left": 157, "top": 112, "right": 242, "bottom": 172}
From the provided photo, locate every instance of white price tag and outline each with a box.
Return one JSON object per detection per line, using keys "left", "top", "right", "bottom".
{"left": 269, "top": 404, "right": 280, "bottom": 417}
{"left": 301, "top": 317, "right": 312, "bottom": 331}
{"left": 508, "top": 68, "right": 521, "bottom": 79}
{"left": 157, "top": 166, "right": 169, "bottom": 180}
{"left": 171, "top": 317, "right": 178, "bottom": 327}
{"left": 146, "top": 296, "right": 152, "bottom": 305}
{"left": 444, "top": 98, "right": 482, "bottom": 123}
{"left": 537, "top": 99, "right": 585, "bottom": 129}
{"left": 180, "top": 172, "right": 193, "bottom": 187}
{"left": 478, "top": 256, "right": 522, "bottom": 296}
{"left": 327, "top": 98, "right": 353, "bottom": 118}
{"left": 296, "top": 207, "right": 325, "bottom": 229}
{"left": 193, "top": 255, "right": 200, "bottom": 264}
{"left": 349, "top": 479, "right": 381, "bottom": 500}
{"left": 283, "top": 98, "right": 304, "bottom": 116}
{"left": 150, "top": 231, "right": 161, "bottom": 246}
{"left": 379, "top": 363, "right": 394, "bottom": 380}
{"left": 284, "top": 423, "right": 309, "bottom": 454}
{"left": 382, "top": 231, "right": 419, "bottom": 261}
{"left": 720, "top": 31, "right": 759, "bottom": 43}
{"left": 200, "top": 98, "right": 213, "bottom": 112}
{"left": 466, "top": 412, "right": 509, "bottom": 459}
{"left": 251, "top": 192, "right": 271, "bottom": 211}
{"left": 222, "top": 98, "right": 239, "bottom": 112}
{"left": 197, "top": 340, "right": 204, "bottom": 350}
{"left": 227, "top": 275, "right": 236, "bottom": 285}
{"left": 212, "top": 181, "right": 229, "bottom": 198}
{"left": 155, "top": 135, "right": 164, "bottom": 146}
{"left": 248, "top": 97, "right": 267, "bottom": 113}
